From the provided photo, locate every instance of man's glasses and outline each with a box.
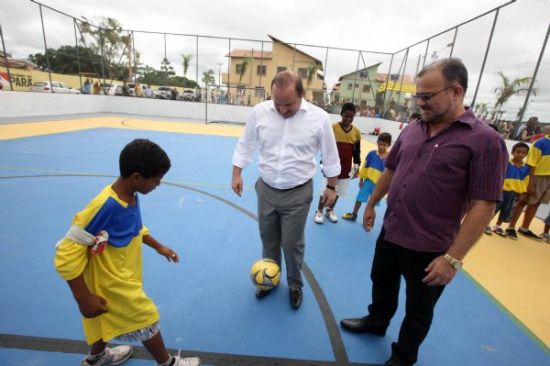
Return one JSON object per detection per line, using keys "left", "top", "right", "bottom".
{"left": 412, "top": 85, "right": 456, "bottom": 101}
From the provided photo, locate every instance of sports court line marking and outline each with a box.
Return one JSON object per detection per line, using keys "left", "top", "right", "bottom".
{"left": 0, "top": 333, "right": 383, "bottom": 366}
{"left": 0, "top": 173, "right": 352, "bottom": 366}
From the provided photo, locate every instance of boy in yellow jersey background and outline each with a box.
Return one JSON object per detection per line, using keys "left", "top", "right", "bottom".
{"left": 54, "top": 139, "right": 200, "bottom": 366}
{"left": 342, "top": 132, "right": 392, "bottom": 221}
{"left": 507, "top": 123, "right": 550, "bottom": 241}
{"left": 484, "top": 142, "right": 529, "bottom": 237}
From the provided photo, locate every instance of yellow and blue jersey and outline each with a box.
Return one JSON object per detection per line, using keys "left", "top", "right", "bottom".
{"left": 502, "top": 161, "right": 529, "bottom": 194}
{"left": 358, "top": 150, "right": 385, "bottom": 184}
{"left": 527, "top": 135, "right": 550, "bottom": 176}
{"left": 54, "top": 184, "right": 159, "bottom": 345}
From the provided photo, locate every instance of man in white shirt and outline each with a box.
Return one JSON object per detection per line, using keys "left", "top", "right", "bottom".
{"left": 231, "top": 71, "right": 340, "bottom": 309}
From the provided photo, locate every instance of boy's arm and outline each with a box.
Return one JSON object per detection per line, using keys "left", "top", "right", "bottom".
{"left": 67, "top": 274, "right": 108, "bottom": 318}
{"left": 143, "top": 234, "right": 179, "bottom": 263}
{"left": 363, "top": 168, "right": 395, "bottom": 231}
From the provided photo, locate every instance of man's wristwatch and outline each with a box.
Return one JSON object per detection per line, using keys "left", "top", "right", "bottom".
{"left": 326, "top": 184, "right": 336, "bottom": 191}
{"left": 443, "top": 253, "right": 463, "bottom": 270}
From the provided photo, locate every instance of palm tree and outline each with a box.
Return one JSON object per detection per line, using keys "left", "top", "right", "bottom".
{"left": 306, "top": 64, "right": 321, "bottom": 88}
{"left": 474, "top": 102, "right": 490, "bottom": 120}
{"left": 492, "top": 71, "right": 534, "bottom": 120}
{"left": 202, "top": 69, "right": 215, "bottom": 86}
{"left": 181, "top": 54, "right": 193, "bottom": 80}
{"left": 238, "top": 56, "right": 253, "bottom": 84}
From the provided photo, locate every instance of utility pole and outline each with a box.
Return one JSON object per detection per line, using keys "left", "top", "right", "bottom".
{"left": 216, "top": 62, "right": 223, "bottom": 87}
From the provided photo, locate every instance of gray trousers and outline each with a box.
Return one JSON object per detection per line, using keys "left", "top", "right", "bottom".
{"left": 255, "top": 178, "right": 313, "bottom": 290}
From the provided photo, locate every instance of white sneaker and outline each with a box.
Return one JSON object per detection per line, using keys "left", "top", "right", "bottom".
{"left": 326, "top": 210, "right": 338, "bottom": 223}
{"left": 81, "top": 345, "right": 133, "bottom": 366}
{"left": 172, "top": 355, "right": 201, "bottom": 366}
{"left": 314, "top": 211, "right": 324, "bottom": 224}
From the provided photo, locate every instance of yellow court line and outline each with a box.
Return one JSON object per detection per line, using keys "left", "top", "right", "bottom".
{"left": 1, "top": 116, "right": 549, "bottom": 349}
{"left": 0, "top": 116, "right": 244, "bottom": 140}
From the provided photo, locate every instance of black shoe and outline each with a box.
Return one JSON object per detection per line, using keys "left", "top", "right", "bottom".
{"left": 290, "top": 288, "right": 303, "bottom": 309}
{"left": 518, "top": 228, "right": 542, "bottom": 240}
{"left": 255, "top": 288, "right": 272, "bottom": 299}
{"left": 340, "top": 316, "right": 387, "bottom": 336}
{"left": 506, "top": 228, "right": 518, "bottom": 240}
{"left": 385, "top": 343, "right": 414, "bottom": 366}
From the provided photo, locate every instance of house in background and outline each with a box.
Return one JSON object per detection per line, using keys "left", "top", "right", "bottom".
{"left": 222, "top": 35, "right": 325, "bottom": 106}
{"left": 333, "top": 63, "right": 381, "bottom": 108}
{"left": 375, "top": 73, "right": 415, "bottom": 118}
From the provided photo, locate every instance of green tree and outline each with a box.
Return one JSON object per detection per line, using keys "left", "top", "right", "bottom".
{"left": 238, "top": 56, "right": 253, "bottom": 84}
{"left": 307, "top": 64, "right": 322, "bottom": 88}
{"left": 29, "top": 45, "right": 103, "bottom": 74}
{"left": 492, "top": 71, "right": 535, "bottom": 120}
{"left": 181, "top": 54, "right": 193, "bottom": 79}
{"left": 78, "top": 17, "right": 134, "bottom": 80}
{"left": 202, "top": 69, "right": 216, "bottom": 86}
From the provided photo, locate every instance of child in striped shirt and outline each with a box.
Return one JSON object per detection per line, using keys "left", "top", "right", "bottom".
{"left": 342, "top": 132, "right": 392, "bottom": 221}
{"left": 485, "top": 142, "right": 530, "bottom": 236}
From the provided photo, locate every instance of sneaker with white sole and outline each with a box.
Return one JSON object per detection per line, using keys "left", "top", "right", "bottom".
{"left": 518, "top": 228, "right": 542, "bottom": 240}
{"left": 314, "top": 211, "right": 324, "bottom": 224}
{"left": 326, "top": 210, "right": 338, "bottom": 223}
{"left": 494, "top": 226, "right": 507, "bottom": 237}
{"left": 81, "top": 345, "right": 133, "bottom": 366}
{"left": 540, "top": 233, "right": 550, "bottom": 243}
{"left": 171, "top": 355, "right": 201, "bottom": 366}
{"left": 483, "top": 226, "right": 493, "bottom": 236}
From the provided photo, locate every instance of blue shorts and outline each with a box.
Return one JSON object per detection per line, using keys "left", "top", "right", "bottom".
{"left": 494, "top": 190, "right": 517, "bottom": 223}
{"left": 356, "top": 179, "right": 379, "bottom": 206}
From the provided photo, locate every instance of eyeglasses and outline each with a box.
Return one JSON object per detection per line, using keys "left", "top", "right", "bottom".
{"left": 412, "top": 85, "right": 456, "bottom": 101}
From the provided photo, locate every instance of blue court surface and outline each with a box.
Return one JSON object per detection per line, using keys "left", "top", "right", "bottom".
{"left": 1, "top": 127, "right": 549, "bottom": 365}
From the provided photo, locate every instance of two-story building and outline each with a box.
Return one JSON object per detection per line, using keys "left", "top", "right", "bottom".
{"left": 222, "top": 35, "right": 325, "bottom": 106}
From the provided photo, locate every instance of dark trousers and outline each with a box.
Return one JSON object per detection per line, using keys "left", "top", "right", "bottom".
{"left": 368, "top": 228, "right": 445, "bottom": 365}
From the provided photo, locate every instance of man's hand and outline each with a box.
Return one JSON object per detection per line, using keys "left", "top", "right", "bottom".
{"left": 363, "top": 204, "right": 376, "bottom": 232}
{"left": 422, "top": 256, "right": 458, "bottom": 286}
{"left": 320, "top": 188, "right": 337, "bottom": 207}
{"left": 77, "top": 294, "right": 108, "bottom": 318}
{"left": 231, "top": 167, "right": 243, "bottom": 196}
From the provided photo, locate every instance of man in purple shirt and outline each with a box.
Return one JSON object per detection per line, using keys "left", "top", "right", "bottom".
{"left": 340, "top": 58, "right": 508, "bottom": 366}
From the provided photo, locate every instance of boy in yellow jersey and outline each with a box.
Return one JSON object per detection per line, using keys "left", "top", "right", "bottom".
{"left": 54, "top": 139, "right": 200, "bottom": 366}
{"left": 483, "top": 142, "right": 529, "bottom": 236}
{"left": 342, "top": 133, "right": 392, "bottom": 221}
{"left": 506, "top": 123, "right": 550, "bottom": 240}
{"left": 314, "top": 102, "right": 362, "bottom": 224}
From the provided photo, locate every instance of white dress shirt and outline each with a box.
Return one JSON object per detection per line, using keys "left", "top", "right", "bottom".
{"left": 232, "top": 99, "right": 340, "bottom": 190}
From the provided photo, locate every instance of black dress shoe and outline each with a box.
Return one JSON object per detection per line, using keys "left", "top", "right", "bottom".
{"left": 340, "top": 316, "right": 386, "bottom": 336}
{"left": 255, "top": 288, "right": 272, "bottom": 299}
{"left": 289, "top": 288, "right": 303, "bottom": 309}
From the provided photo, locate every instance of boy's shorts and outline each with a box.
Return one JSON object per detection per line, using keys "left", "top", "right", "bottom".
{"left": 356, "top": 179, "right": 378, "bottom": 204}
{"left": 521, "top": 175, "right": 550, "bottom": 205}
{"left": 319, "top": 177, "right": 350, "bottom": 197}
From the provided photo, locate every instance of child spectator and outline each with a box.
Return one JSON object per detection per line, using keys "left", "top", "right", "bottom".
{"left": 314, "top": 102, "right": 361, "bottom": 224}
{"left": 484, "top": 142, "right": 529, "bottom": 236}
{"left": 506, "top": 125, "right": 550, "bottom": 240}
{"left": 54, "top": 139, "right": 200, "bottom": 366}
{"left": 342, "top": 132, "right": 392, "bottom": 221}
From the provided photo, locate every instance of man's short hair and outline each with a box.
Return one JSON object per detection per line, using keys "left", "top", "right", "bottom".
{"left": 377, "top": 132, "right": 392, "bottom": 145}
{"left": 119, "top": 139, "right": 171, "bottom": 178}
{"left": 341, "top": 102, "right": 356, "bottom": 115}
{"left": 418, "top": 58, "right": 468, "bottom": 93}
{"left": 271, "top": 70, "right": 304, "bottom": 97}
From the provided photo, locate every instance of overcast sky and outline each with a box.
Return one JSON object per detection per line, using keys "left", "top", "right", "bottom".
{"left": 1, "top": 0, "right": 549, "bottom": 120}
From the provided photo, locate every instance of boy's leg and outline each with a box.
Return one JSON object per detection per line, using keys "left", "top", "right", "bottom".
{"left": 519, "top": 203, "right": 540, "bottom": 229}
{"left": 316, "top": 196, "right": 324, "bottom": 212}
{"left": 142, "top": 332, "right": 170, "bottom": 364}
{"left": 90, "top": 340, "right": 107, "bottom": 355}
{"left": 352, "top": 201, "right": 362, "bottom": 215}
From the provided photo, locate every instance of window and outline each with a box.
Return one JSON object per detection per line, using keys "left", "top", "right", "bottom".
{"left": 236, "top": 64, "right": 244, "bottom": 74}
{"left": 362, "top": 85, "right": 371, "bottom": 93}
{"left": 347, "top": 83, "right": 353, "bottom": 90}
{"left": 255, "top": 87, "right": 265, "bottom": 97}
{"left": 277, "top": 66, "right": 287, "bottom": 73}
{"left": 298, "top": 68, "right": 308, "bottom": 79}
{"left": 359, "top": 71, "right": 368, "bottom": 78}
{"left": 257, "top": 65, "right": 266, "bottom": 76}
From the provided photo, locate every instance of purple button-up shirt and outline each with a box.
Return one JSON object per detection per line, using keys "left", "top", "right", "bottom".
{"left": 383, "top": 108, "right": 508, "bottom": 253}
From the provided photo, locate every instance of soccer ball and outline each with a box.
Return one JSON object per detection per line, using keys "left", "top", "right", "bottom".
{"left": 250, "top": 258, "right": 281, "bottom": 290}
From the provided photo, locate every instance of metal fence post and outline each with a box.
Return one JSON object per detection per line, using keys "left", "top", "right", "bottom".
{"left": 38, "top": 4, "right": 53, "bottom": 93}
{"left": 0, "top": 24, "right": 14, "bottom": 91}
